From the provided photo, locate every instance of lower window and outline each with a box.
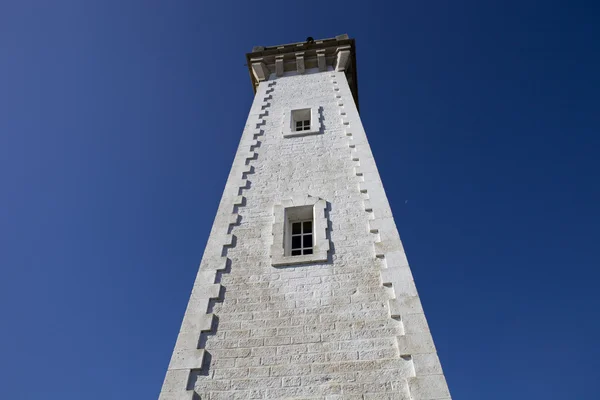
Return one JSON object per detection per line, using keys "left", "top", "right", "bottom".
{"left": 271, "top": 195, "right": 330, "bottom": 266}
{"left": 284, "top": 205, "right": 313, "bottom": 257}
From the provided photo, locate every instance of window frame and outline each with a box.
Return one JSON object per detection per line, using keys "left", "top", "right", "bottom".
{"left": 271, "top": 196, "right": 330, "bottom": 266}
{"left": 282, "top": 107, "right": 321, "bottom": 138}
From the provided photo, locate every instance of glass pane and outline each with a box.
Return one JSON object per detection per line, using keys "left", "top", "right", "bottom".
{"left": 292, "top": 222, "right": 301, "bottom": 235}
{"left": 304, "top": 120, "right": 310, "bottom": 126}
{"left": 303, "top": 249, "right": 313, "bottom": 255}
{"left": 303, "top": 221, "right": 312, "bottom": 233}
{"left": 303, "top": 126, "right": 310, "bottom": 130}
{"left": 296, "top": 121, "right": 302, "bottom": 128}
{"left": 291, "top": 250, "right": 302, "bottom": 256}
{"left": 292, "top": 236, "right": 301, "bottom": 249}
{"left": 303, "top": 234, "right": 313, "bottom": 248}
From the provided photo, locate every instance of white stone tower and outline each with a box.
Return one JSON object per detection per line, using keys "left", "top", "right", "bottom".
{"left": 159, "top": 34, "right": 452, "bottom": 400}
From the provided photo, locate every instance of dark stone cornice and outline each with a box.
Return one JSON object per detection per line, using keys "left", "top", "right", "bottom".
{"left": 245, "top": 34, "right": 359, "bottom": 110}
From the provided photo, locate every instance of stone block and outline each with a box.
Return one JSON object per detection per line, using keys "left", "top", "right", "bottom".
{"left": 396, "top": 333, "right": 437, "bottom": 355}
{"left": 412, "top": 353, "right": 444, "bottom": 376}
{"left": 168, "top": 348, "right": 205, "bottom": 370}
{"left": 407, "top": 375, "right": 451, "bottom": 399}
{"left": 403, "top": 313, "right": 430, "bottom": 334}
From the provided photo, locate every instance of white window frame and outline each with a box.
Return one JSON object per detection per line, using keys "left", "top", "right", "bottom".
{"left": 282, "top": 107, "right": 321, "bottom": 138}
{"left": 271, "top": 195, "right": 330, "bottom": 266}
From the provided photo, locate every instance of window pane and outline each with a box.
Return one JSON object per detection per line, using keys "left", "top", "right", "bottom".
{"left": 292, "top": 222, "right": 301, "bottom": 235}
{"left": 292, "top": 236, "right": 301, "bottom": 249}
{"left": 296, "top": 121, "right": 302, "bottom": 128}
{"left": 303, "top": 249, "right": 313, "bottom": 255}
{"left": 291, "top": 250, "right": 302, "bottom": 256}
{"left": 303, "top": 221, "right": 312, "bottom": 233}
{"left": 303, "top": 234, "right": 313, "bottom": 248}
{"left": 303, "top": 126, "right": 310, "bottom": 130}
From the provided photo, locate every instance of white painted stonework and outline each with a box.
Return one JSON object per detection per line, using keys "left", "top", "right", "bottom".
{"left": 159, "top": 36, "right": 451, "bottom": 400}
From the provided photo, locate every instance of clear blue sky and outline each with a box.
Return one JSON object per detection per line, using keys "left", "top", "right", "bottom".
{"left": 1, "top": 1, "right": 598, "bottom": 399}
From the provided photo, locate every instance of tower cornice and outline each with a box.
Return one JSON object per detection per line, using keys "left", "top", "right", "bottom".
{"left": 246, "top": 34, "right": 359, "bottom": 109}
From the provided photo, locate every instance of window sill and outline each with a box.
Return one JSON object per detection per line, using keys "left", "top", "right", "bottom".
{"left": 283, "top": 129, "right": 321, "bottom": 138}
{"left": 271, "top": 250, "right": 328, "bottom": 267}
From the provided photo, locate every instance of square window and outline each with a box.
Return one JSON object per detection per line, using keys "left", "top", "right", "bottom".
{"left": 291, "top": 109, "right": 311, "bottom": 132}
{"left": 283, "top": 107, "right": 322, "bottom": 138}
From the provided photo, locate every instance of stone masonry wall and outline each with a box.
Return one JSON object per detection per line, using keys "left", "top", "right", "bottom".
{"left": 159, "top": 68, "right": 451, "bottom": 400}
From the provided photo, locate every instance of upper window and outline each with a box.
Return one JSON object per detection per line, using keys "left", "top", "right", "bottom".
{"left": 282, "top": 107, "right": 321, "bottom": 138}
{"left": 292, "top": 108, "right": 311, "bottom": 132}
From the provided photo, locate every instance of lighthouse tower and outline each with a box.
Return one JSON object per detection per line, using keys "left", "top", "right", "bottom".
{"left": 159, "top": 34, "right": 452, "bottom": 400}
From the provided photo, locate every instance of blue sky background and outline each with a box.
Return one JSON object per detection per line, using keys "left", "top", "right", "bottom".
{"left": 1, "top": 1, "right": 599, "bottom": 399}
